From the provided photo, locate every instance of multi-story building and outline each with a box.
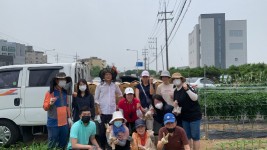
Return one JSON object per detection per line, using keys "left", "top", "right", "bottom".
{"left": 0, "top": 40, "right": 26, "bottom": 65}
{"left": 78, "top": 57, "right": 107, "bottom": 69}
{"left": 188, "top": 13, "right": 247, "bottom": 69}
{"left": 25, "top": 46, "right": 47, "bottom": 64}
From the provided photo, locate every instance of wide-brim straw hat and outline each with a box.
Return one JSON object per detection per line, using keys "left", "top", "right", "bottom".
{"left": 52, "top": 72, "right": 72, "bottom": 83}
{"left": 171, "top": 72, "right": 186, "bottom": 82}
{"left": 109, "top": 111, "right": 127, "bottom": 124}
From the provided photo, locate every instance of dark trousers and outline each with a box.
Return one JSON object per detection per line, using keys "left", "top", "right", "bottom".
{"left": 99, "top": 114, "right": 113, "bottom": 150}
{"left": 126, "top": 122, "right": 135, "bottom": 135}
{"left": 47, "top": 125, "right": 68, "bottom": 149}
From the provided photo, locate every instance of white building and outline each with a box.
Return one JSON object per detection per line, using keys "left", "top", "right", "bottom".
{"left": 188, "top": 13, "right": 247, "bottom": 69}
{"left": 225, "top": 20, "right": 247, "bottom": 68}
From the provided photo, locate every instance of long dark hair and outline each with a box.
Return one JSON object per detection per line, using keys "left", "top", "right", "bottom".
{"left": 151, "top": 94, "right": 167, "bottom": 109}
{"left": 49, "top": 78, "right": 67, "bottom": 94}
{"left": 77, "top": 79, "right": 90, "bottom": 97}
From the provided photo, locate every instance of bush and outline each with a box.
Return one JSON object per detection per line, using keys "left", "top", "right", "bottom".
{"left": 198, "top": 88, "right": 267, "bottom": 120}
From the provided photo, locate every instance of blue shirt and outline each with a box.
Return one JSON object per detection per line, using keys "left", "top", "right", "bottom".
{"left": 67, "top": 120, "right": 96, "bottom": 149}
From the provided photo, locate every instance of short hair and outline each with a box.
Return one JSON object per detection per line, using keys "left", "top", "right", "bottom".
{"left": 79, "top": 106, "right": 91, "bottom": 115}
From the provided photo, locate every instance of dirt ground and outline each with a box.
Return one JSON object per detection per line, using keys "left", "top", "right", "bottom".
{"left": 28, "top": 134, "right": 267, "bottom": 150}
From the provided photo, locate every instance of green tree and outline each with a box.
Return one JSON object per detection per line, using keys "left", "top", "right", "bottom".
{"left": 90, "top": 66, "right": 101, "bottom": 78}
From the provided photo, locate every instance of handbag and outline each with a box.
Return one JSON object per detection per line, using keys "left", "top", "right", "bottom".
{"left": 140, "top": 83, "right": 151, "bottom": 105}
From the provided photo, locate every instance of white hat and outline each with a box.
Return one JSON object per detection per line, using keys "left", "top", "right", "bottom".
{"left": 141, "top": 70, "right": 150, "bottom": 77}
{"left": 160, "top": 70, "right": 171, "bottom": 77}
{"left": 109, "top": 111, "right": 127, "bottom": 124}
{"left": 124, "top": 87, "right": 134, "bottom": 94}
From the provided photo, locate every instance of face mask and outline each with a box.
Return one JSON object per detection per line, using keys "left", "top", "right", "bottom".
{"left": 167, "top": 127, "right": 175, "bottom": 133}
{"left": 58, "top": 80, "right": 67, "bottom": 88}
{"left": 79, "top": 85, "right": 87, "bottom": 92}
{"left": 114, "top": 120, "right": 122, "bottom": 127}
{"left": 173, "top": 79, "right": 181, "bottom": 86}
{"left": 81, "top": 116, "right": 90, "bottom": 124}
{"left": 155, "top": 102, "right": 163, "bottom": 109}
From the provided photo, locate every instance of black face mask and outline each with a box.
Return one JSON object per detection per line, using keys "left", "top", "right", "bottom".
{"left": 81, "top": 116, "right": 90, "bottom": 124}
{"left": 167, "top": 127, "right": 175, "bottom": 133}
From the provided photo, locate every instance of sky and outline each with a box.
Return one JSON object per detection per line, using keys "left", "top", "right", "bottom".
{"left": 0, "top": 0, "right": 266, "bottom": 72}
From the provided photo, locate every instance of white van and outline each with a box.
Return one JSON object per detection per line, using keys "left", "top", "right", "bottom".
{"left": 0, "top": 62, "right": 90, "bottom": 146}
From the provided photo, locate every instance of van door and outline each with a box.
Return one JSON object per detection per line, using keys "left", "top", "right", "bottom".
{"left": 23, "top": 66, "right": 61, "bottom": 123}
{"left": 0, "top": 68, "right": 23, "bottom": 120}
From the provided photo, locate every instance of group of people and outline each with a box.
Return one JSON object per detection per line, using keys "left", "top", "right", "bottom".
{"left": 43, "top": 67, "right": 202, "bottom": 150}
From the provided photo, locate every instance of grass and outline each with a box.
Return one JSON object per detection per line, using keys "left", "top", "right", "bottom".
{"left": 213, "top": 139, "right": 267, "bottom": 150}
{"left": 0, "top": 141, "right": 48, "bottom": 150}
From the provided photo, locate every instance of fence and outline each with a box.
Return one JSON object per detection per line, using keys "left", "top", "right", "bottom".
{"left": 198, "top": 86, "right": 267, "bottom": 140}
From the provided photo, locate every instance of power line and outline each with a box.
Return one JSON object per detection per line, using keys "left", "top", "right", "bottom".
{"left": 148, "top": 0, "right": 191, "bottom": 67}
{"left": 168, "top": 0, "right": 192, "bottom": 45}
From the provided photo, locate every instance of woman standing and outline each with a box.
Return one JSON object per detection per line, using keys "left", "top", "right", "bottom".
{"left": 72, "top": 79, "right": 95, "bottom": 122}
{"left": 172, "top": 72, "right": 201, "bottom": 150}
{"left": 135, "top": 70, "right": 154, "bottom": 111}
{"left": 156, "top": 70, "right": 174, "bottom": 106}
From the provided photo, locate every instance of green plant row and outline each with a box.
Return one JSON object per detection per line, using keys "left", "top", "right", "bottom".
{"left": 198, "top": 90, "right": 267, "bottom": 120}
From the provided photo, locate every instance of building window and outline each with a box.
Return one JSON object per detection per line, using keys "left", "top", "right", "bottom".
{"left": 229, "top": 43, "right": 243, "bottom": 50}
{"left": 0, "top": 70, "right": 20, "bottom": 89}
{"left": 8, "top": 47, "right": 16, "bottom": 52}
{"left": 2, "top": 46, "right": 7, "bottom": 51}
{"left": 235, "top": 58, "right": 238, "bottom": 61}
{"left": 230, "top": 30, "right": 243, "bottom": 37}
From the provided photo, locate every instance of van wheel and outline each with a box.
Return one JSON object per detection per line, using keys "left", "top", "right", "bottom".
{"left": 0, "top": 120, "right": 19, "bottom": 147}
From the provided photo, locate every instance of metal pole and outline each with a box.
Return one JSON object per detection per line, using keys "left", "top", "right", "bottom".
{"left": 204, "top": 65, "right": 208, "bottom": 139}
{"left": 164, "top": 2, "right": 169, "bottom": 70}
{"left": 136, "top": 50, "right": 138, "bottom": 76}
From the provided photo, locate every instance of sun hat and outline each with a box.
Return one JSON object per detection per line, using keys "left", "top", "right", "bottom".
{"left": 163, "top": 113, "right": 176, "bottom": 125}
{"left": 160, "top": 70, "right": 171, "bottom": 78}
{"left": 124, "top": 87, "right": 134, "bottom": 94}
{"left": 109, "top": 111, "right": 127, "bottom": 124}
{"left": 135, "top": 119, "right": 146, "bottom": 128}
{"left": 141, "top": 70, "right": 150, "bottom": 77}
{"left": 171, "top": 72, "right": 186, "bottom": 82}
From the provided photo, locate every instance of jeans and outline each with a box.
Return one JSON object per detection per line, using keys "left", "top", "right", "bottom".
{"left": 47, "top": 125, "right": 69, "bottom": 149}
{"left": 99, "top": 114, "right": 113, "bottom": 149}
{"left": 182, "top": 120, "right": 201, "bottom": 141}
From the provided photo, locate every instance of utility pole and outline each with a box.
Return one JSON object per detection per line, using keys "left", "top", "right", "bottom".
{"left": 161, "top": 46, "right": 165, "bottom": 71}
{"left": 74, "top": 52, "right": 79, "bottom": 62}
{"left": 55, "top": 53, "right": 59, "bottom": 63}
{"left": 158, "top": 1, "right": 173, "bottom": 70}
{"left": 149, "top": 37, "right": 158, "bottom": 72}
{"left": 142, "top": 48, "right": 148, "bottom": 70}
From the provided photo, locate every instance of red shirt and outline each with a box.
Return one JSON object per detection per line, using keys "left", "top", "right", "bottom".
{"left": 118, "top": 98, "right": 140, "bottom": 123}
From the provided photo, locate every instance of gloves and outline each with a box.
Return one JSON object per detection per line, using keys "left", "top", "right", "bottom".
{"left": 145, "top": 110, "right": 153, "bottom": 118}
{"left": 136, "top": 109, "right": 143, "bottom": 118}
{"left": 160, "top": 132, "right": 169, "bottom": 145}
{"left": 147, "top": 130, "right": 154, "bottom": 138}
{"left": 68, "top": 118, "right": 73, "bottom": 126}
{"left": 105, "top": 123, "right": 111, "bottom": 133}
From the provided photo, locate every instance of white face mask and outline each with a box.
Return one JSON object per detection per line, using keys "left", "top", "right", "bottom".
{"left": 155, "top": 102, "right": 163, "bottom": 109}
{"left": 173, "top": 79, "right": 182, "bottom": 86}
{"left": 79, "top": 85, "right": 87, "bottom": 92}
{"left": 58, "top": 80, "right": 67, "bottom": 88}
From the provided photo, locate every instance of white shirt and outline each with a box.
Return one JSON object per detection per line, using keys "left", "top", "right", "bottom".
{"left": 95, "top": 82, "right": 122, "bottom": 115}
{"left": 156, "top": 83, "right": 174, "bottom": 106}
